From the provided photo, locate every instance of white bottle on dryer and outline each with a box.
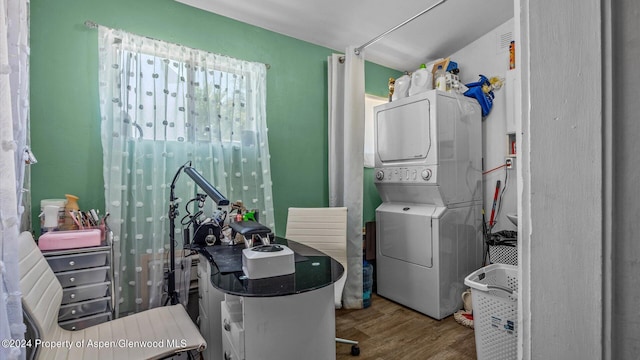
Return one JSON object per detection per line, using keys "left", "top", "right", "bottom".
{"left": 434, "top": 65, "right": 447, "bottom": 92}
{"left": 408, "top": 64, "right": 433, "bottom": 96}
{"left": 392, "top": 74, "right": 411, "bottom": 101}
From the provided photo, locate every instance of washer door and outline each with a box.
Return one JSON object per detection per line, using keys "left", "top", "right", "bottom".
{"left": 376, "top": 203, "right": 439, "bottom": 268}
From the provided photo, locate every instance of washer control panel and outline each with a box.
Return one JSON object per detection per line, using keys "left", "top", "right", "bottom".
{"left": 374, "top": 166, "right": 436, "bottom": 183}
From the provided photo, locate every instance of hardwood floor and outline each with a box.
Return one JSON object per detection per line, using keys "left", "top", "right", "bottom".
{"left": 335, "top": 293, "right": 477, "bottom": 360}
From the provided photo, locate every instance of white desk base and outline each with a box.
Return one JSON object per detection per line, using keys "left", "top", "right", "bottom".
{"left": 198, "top": 254, "right": 336, "bottom": 360}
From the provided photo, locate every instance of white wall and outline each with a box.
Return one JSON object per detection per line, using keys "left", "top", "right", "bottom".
{"left": 450, "top": 19, "right": 517, "bottom": 233}
{"left": 523, "top": 0, "right": 605, "bottom": 359}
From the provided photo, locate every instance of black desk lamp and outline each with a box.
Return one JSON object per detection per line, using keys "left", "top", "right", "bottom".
{"left": 168, "top": 161, "right": 230, "bottom": 305}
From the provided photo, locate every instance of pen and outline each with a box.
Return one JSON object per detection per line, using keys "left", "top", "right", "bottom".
{"left": 78, "top": 211, "right": 86, "bottom": 227}
{"left": 101, "top": 212, "right": 110, "bottom": 227}
{"left": 90, "top": 209, "right": 100, "bottom": 224}
{"left": 69, "top": 210, "right": 83, "bottom": 229}
{"left": 86, "top": 211, "right": 96, "bottom": 226}
{"left": 80, "top": 211, "right": 87, "bottom": 229}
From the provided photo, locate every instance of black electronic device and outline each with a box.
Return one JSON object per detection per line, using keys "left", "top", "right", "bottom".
{"left": 193, "top": 222, "right": 222, "bottom": 246}
{"left": 229, "top": 220, "right": 272, "bottom": 248}
{"left": 229, "top": 220, "right": 272, "bottom": 237}
{"left": 167, "top": 161, "right": 229, "bottom": 305}
{"left": 184, "top": 166, "right": 230, "bottom": 206}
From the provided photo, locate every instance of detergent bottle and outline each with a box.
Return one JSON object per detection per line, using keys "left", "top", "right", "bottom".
{"left": 408, "top": 64, "right": 433, "bottom": 96}
{"left": 391, "top": 74, "right": 411, "bottom": 101}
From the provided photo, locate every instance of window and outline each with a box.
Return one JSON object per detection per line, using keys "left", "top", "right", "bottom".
{"left": 364, "top": 94, "right": 387, "bottom": 168}
{"left": 99, "top": 27, "right": 273, "bottom": 312}
{"left": 119, "top": 51, "right": 252, "bottom": 144}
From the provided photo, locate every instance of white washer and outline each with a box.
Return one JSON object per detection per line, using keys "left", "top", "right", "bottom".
{"left": 376, "top": 203, "right": 482, "bottom": 319}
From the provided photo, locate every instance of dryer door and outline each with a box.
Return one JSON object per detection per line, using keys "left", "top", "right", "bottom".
{"left": 374, "top": 92, "right": 431, "bottom": 164}
{"left": 376, "top": 203, "right": 439, "bottom": 268}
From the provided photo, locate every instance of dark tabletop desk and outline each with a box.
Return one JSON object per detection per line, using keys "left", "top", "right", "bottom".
{"left": 192, "top": 236, "right": 344, "bottom": 360}
{"left": 193, "top": 236, "right": 344, "bottom": 297}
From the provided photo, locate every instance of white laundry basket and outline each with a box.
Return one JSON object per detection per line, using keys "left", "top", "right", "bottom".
{"left": 464, "top": 264, "right": 518, "bottom": 360}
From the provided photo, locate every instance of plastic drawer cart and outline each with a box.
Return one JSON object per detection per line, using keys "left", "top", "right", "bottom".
{"left": 464, "top": 264, "right": 518, "bottom": 360}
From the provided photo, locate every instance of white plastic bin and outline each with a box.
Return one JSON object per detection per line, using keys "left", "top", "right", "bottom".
{"left": 464, "top": 264, "right": 518, "bottom": 360}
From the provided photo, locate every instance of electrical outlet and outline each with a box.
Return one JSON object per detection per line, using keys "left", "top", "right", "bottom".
{"left": 505, "top": 157, "right": 514, "bottom": 169}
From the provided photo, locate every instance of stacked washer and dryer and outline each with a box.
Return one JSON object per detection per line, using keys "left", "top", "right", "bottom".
{"left": 374, "top": 89, "right": 483, "bottom": 320}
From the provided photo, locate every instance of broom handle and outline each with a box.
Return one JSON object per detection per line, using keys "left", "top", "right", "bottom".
{"left": 489, "top": 180, "right": 501, "bottom": 228}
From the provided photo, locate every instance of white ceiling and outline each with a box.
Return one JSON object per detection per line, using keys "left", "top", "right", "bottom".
{"left": 176, "top": 0, "right": 514, "bottom": 71}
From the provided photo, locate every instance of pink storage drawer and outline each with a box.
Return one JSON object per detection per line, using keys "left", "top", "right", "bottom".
{"left": 38, "top": 229, "right": 102, "bottom": 251}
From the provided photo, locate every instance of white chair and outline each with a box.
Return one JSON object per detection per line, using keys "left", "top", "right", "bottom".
{"left": 18, "top": 231, "right": 206, "bottom": 359}
{"left": 285, "top": 207, "right": 360, "bottom": 356}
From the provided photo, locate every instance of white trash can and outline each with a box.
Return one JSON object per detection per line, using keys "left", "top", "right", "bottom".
{"left": 464, "top": 264, "right": 518, "bottom": 360}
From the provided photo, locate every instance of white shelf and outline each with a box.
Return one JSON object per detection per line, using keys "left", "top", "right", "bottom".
{"left": 505, "top": 69, "right": 518, "bottom": 135}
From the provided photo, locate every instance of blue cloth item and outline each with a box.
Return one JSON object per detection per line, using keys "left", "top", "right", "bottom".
{"left": 464, "top": 75, "right": 494, "bottom": 117}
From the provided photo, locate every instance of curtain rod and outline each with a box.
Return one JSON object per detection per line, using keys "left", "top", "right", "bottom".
{"left": 83, "top": 20, "right": 271, "bottom": 69}
{"left": 354, "top": 0, "right": 448, "bottom": 55}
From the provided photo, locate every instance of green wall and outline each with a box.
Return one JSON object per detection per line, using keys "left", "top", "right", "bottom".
{"left": 29, "top": 0, "right": 400, "bottom": 236}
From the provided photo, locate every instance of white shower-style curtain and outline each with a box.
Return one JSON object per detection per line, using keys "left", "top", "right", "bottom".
{"left": 328, "top": 47, "right": 365, "bottom": 309}
{"left": 0, "top": 0, "right": 29, "bottom": 358}
{"left": 98, "top": 27, "right": 273, "bottom": 314}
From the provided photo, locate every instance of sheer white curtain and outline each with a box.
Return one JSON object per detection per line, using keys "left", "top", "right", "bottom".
{"left": 328, "top": 47, "right": 365, "bottom": 309}
{"left": 98, "top": 27, "right": 274, "bottom": 314}
{"left": 0, "top": 0, "right": 29, "bottom": 358}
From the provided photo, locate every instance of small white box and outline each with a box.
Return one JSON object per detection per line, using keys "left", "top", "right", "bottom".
{"left": 242, "top": 244, "right": 295, "bottom": 279}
